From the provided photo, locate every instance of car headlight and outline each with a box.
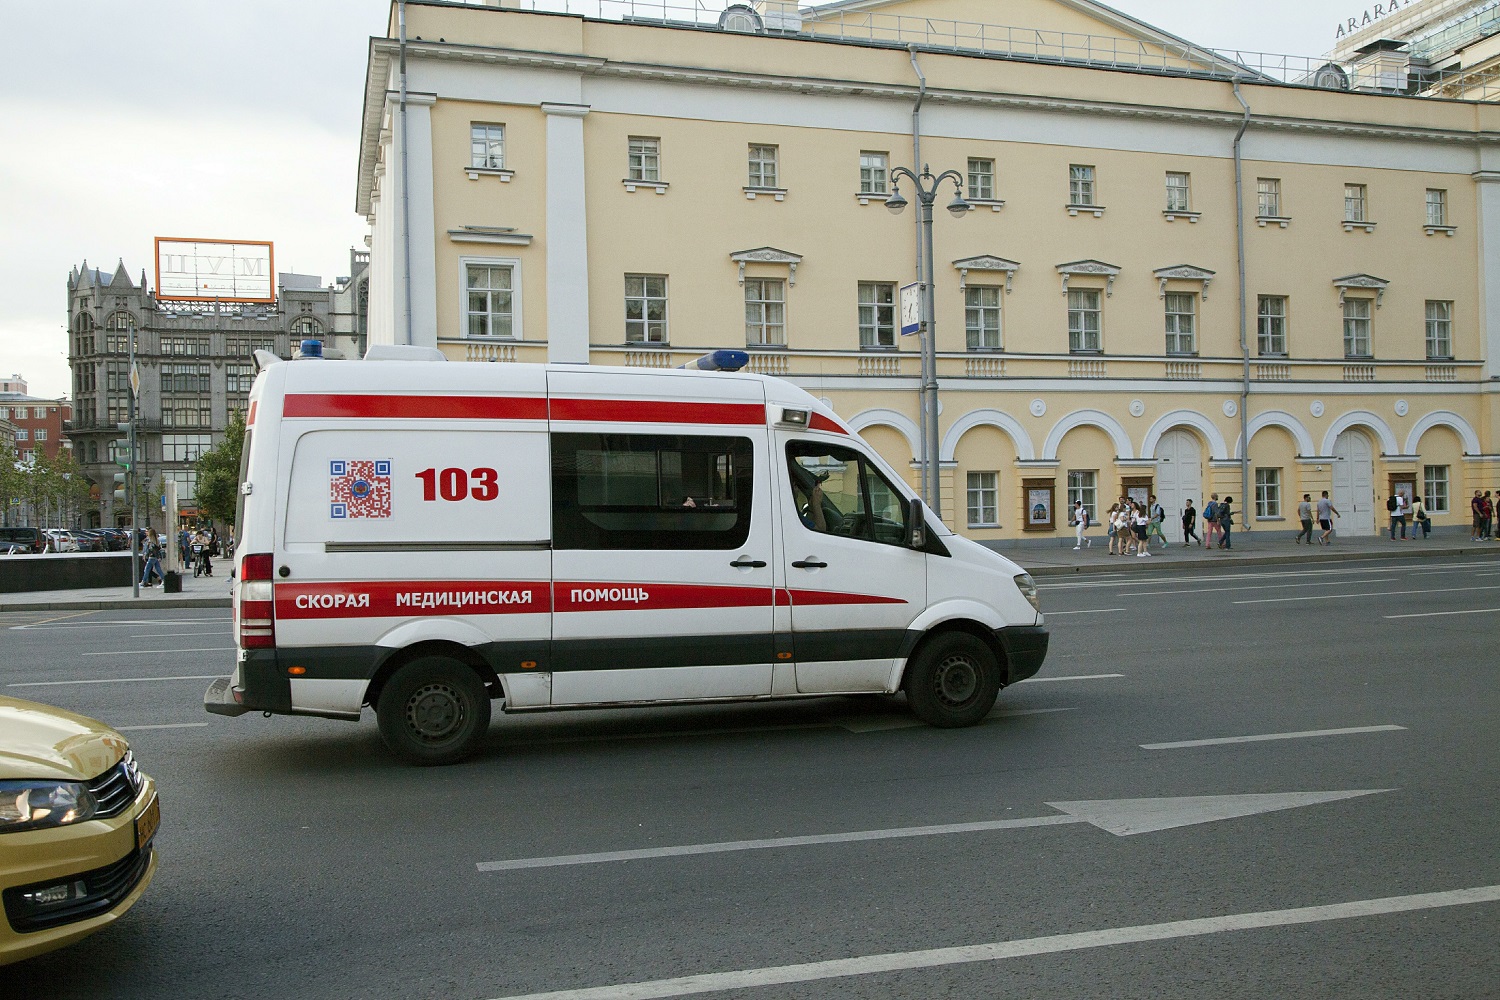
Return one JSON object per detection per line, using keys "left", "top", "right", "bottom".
{"left": 1013, "top": 572, "right": 1041, "bottom": 614}
{"left": 0, "top": 781, "right": 98, "bottom": 834}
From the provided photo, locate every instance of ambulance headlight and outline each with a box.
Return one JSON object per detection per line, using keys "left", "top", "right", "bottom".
{"left": 1013, "top": 573, "right": 1041, "bottom": 614}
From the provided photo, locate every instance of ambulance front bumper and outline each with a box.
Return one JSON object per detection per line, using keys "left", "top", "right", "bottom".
{"left": 995, "top": 624, "right": 1049, "bottom": 684}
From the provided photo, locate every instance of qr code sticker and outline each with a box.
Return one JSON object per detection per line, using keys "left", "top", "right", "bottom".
{"left": 330, "top": 460, "right": 392, "bottom": 519}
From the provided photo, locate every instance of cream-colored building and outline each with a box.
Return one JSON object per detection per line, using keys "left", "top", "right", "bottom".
{"left": 356, "top": 0, "right": 1500, "bottom": 543}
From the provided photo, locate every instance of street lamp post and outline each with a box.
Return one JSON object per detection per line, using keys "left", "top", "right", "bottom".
{"left": 885, "top": 164, "right": 969, "bottom": 519}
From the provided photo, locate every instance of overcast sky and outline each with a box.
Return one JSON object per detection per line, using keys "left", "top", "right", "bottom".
{"left": 2, "top": 0, "right": 1365, "bottom": 399}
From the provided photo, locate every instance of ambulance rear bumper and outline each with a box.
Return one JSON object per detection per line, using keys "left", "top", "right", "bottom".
{"left": 203, "top": 651, "right": 292, "bottom": 717}
{"left": 203, "top": 676, "right": 250, "bottom": 717}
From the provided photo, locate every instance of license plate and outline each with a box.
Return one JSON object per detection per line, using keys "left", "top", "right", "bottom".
{"left": 136, "top": 794, "right": 161, "bottom": 851}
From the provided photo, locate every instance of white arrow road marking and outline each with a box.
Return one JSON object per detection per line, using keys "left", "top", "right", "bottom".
{"left": 480, "top": 883, "right": 1500, "bottom": 1000}
{"left": 1140, "top": 725, "right": 1406, "bottom": 750}
{"left": 476, "top": 790, "right": 1392, "bottom": 872}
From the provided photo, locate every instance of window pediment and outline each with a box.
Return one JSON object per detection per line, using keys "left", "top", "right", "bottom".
{"left": 731, "top": 246, "right": 802, "bottom": 286}
{"left": 1333, "top": 273, "right": 1389, "bottom": 308}
{"left": 1056, "top": 259, "right": 1121, "bottom": 297}
{"left": 1154, "top": 264, "right": 1216, "bottom": 300}
{"left": 953, "top": 256, "right": 1020, "bottom": 293}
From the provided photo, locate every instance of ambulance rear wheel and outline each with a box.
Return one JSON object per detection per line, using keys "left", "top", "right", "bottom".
{"left": 904, "top": 633, "right": 999, "bottom": 728}
{"left": 377, "top": 657, "right": 491, "bottom": 765}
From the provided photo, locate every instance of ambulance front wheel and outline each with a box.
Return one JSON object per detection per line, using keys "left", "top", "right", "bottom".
{"left": 377, "top": 657, "right": 492, "bottom": 765}
{"left": 904, "top": 632, "right": 1000, "bottom": 728}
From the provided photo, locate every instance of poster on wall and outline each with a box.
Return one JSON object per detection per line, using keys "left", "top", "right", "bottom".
{"left": 1028, "top": 489, "right": 1052, "bottom": 527}
{"left": 1127, "top": 486, "right": 1150, "bottom": 507}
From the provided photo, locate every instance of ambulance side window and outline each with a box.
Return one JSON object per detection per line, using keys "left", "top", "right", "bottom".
{"left": 552, "top": 433, "right": 753, "bottom": 550}
{"left": 787, "top": 442, "right": 908, "bottom": 547}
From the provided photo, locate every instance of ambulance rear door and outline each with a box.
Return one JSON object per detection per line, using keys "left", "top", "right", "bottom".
{"left": 547, "top": 369, "right": 776, "bottom": 705}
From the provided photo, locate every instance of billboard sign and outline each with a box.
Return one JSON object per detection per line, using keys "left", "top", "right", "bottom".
{"left": 155, "top": 238, "right": 275, "bottom": 303}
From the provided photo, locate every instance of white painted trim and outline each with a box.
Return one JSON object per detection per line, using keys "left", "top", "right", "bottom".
{"left": 847, "top": 408, "right": 920, "bottom": 459}
{"left": 940, "top": 408, "right": 1037, "bottom": 462}
{"left": 1141, "top": 408, "right": 1230, "bottom": 461}
{"left": 1320, "top": 409, "right": 1401, "bottom": 456}
{"left": 1403, "top": 408, "right": 1482, "bottom": 455}
{"left": 543, "top": 103, "right": 591, "bottom": 363}
{"left": 1043, "top": 409, "right": 1134, "bottom": 461}
{"left": 1239, "top": 409, "right": 1317, "bottom": 459}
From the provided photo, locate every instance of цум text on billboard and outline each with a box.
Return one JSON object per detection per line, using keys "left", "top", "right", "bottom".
{"left": 155, "top": 238, "right": 275, "bottom": 303}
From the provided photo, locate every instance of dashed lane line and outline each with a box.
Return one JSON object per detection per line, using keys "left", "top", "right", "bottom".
{"left": 1140, "top": 725, "right": 1406, "bottom": 750}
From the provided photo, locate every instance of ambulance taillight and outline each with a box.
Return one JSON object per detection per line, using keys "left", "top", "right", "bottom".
{"left": 238, "top": 553, "right": 277, "bottom": 649}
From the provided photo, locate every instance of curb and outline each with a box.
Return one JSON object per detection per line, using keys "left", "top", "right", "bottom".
{"left": 1021, "top": 544, "right": 1495, "bottom": 577}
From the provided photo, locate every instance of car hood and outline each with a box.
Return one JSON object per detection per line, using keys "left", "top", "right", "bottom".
{"left": 0, "top": 697, "right": 127, "bottom": 781}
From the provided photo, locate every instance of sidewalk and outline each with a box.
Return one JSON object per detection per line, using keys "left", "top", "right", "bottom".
{"left": 3, "top": 531, "right": 1499, "bottom": 611}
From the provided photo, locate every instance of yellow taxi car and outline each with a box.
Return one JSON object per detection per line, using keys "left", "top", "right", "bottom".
{"left": 0, "top": 696, "right": 159, "bottom": 965}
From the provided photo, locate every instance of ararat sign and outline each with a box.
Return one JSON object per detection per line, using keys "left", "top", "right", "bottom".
{"left": 155, "top": 237, "right": 275, "bottom": 303}
{"left": 1334, "top": 0, "right": 1416, "bottom": 39}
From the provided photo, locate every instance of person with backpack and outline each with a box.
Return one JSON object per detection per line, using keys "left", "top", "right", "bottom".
{"left": 1072, "top": 500, "right": 1092, "bottom": 550}
{"left": 1146, "top": 494, "right": 1168, "bottom": 548}
{"left": 140, "top": 528, "right": 165, "bottom": 588}
{"left": 1411, "top": 493, "right": 1429, "bottom": 539}
{"left": 1202, "top": 494, "right": 1220, "bottom": 549}
{"left": 1216, "top": 496, "right": 1235, "bottom": 549}
{"left": 1386, "top": 491, "right": 1407, "bottom": 540}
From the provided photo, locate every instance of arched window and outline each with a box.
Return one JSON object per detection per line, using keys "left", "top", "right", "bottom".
{"left": 105, "top": 312, "right": 135, "bottom": 331}
{"left": 73, "top": 314, "right": 96, "bottom": 334}
{"left": 290, "top": 317, "right": 323, "bottom": 337}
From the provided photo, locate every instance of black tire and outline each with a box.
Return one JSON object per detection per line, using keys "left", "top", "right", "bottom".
{"left": 376, "top": 656, "right": 492, "bottom": 765}
{"left": 904, "top": 632, "right": 1000, "bottom": 728}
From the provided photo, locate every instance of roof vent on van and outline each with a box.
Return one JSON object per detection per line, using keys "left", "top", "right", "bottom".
{"left": 363, "top": 345, "right": 447, "bottom": 362}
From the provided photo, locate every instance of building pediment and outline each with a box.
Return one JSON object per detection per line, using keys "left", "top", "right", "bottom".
{"left": 1056, "top": 259, "right": 1120, "bottom": 296}
{"left": 953, "top": 256, "right": 1020, "bottom": 293}
{"left": 1154, "top": 264, "right": 1216, "bottom": 299}
{"left": 731, "top": 246, "right": 803, "bottom": 285}
{"left": 1333, "top": 273, "right": 1389, "bottom": 308}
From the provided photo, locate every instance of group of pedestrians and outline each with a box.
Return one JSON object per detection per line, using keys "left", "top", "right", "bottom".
{"left": 138, "top": 525, "right": 226, "bottom": 587}
{"left": 1293, "top": 491, "right": 1342, "bottom": 546}
{"left": 1069, "top": 493, "right": 1241, "bottom": 556}
{"left": 1473, "top": 491, "right": 1498, "bottom": 541}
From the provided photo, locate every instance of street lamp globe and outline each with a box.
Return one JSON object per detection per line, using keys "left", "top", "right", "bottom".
{"left": 884, "top": 189, "right": 908, "bottom": 215}
{"left": 946, "top": 192, "right": 972, "bottom": 218}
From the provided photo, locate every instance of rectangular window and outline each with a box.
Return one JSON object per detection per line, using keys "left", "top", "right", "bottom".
{"left": 162, "top": 470, "right": 197, "bottom": 503}
{"left": 15, "top": 429, "right": 27, "bottom": 442}
{"left": 226, "top": 364, "right": 256, "bottom": 394}
{"left": 967, "top": 158, "right": 995, "bottom": 201}
{"left": 1426, "top": 188, "right": 1448, "bottom": 227}
{"left": 1069, "top": 164, "right": 1096, "bottom": 206}
{"left": 859, "top": 152, "right": 889, "bottom": 195}
{"left": 748, "top": 144, "right": 778, "bottom": 188}
{"left": 1067, "top": 470, "right": 1098, "bottom": 526}
{"left": 628, "top": 137, "right": 660, "bottom": 182}
{"left": 1255, "top": 468, "right": 1282, "bottom": 518}
{"left": 966, "top": 472, "right": 998, "bottom": 527}
{"left": 624, "top": 274, "right": 668, "bottom": 344}
{"left": 965, "top": 285, "right": 1002, "bottom": 350}
{"left": 744, "top": 278, "right": 785, "bottom": 346}
{"left": 105, "top": 332, "right": 131, "bottom": 353}
{"left": 1343, "top": 298, "right": 1372, "bottom": 357}
{"left": 858, "top": 282, "right": 895, "bottom": 348}
{"left": 160, "top": 336, "right": 208, "bottom": 356}
{"left": 34, "top": 429, "right": 46, "bottom": 442}
{"left": 1425, "top": 300, "right": 1453, "bottom": 359}
{"left": 161, "top": 433, "right": 212, "bottom": 463}
{"left": 1344, "top": 183, "right": 1367, "bottom": 223}
{"left": 1257, "top": 177, "right": 1281, "bottom": 217}
{"left": 1067, "top": 289, "right": 1102, "bottom": 352}
{"left": 1257, "top": 295, "right": 1288, "bottom": 355}
{"left": 470, "top": 124, "right": 505, "bottom": 170}
{"left": 106, "top": 395, "right": 129, "bottom": 426}
{"left": 465, "top": 262, "right": 516, "bottom": 339}
{"left": 1165, "top": 172, "right": 1191, "bottom": 212}
{"left": 1423, "top": 465, "right": 1449, "bottom": 513}
{"left": 163, "top": 400, "right": 211, "bottom": 429}
{"left": 0, "top": 408, "right": 6, "bottom": 420}
{"left": 1164, "top": 293, "right": 1197, "bottom": 354}
{"left": 105, "top": 362, "right": 130, "bottom": 393}
{"left": 552, "top": 433, "right": 752, "bottom": 550}
{"left": 161, "top": 363, "right": 211, "bottom": 394}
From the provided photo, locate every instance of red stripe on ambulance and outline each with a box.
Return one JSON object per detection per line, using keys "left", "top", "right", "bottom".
{"left": 277, "top": 581, "right": 550, "bottom": 619}
{"left": 550, "top": 398, "right": 766, "bottom": 425}
{"left": 555, "top": 582, "right": 772, "bottom": 613}
{"left": 283, "top": 394, "right": 548, "bottom": 421}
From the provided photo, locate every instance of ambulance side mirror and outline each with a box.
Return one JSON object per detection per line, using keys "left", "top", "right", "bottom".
{"left": 905, "top": 498, "right": 927, "bottom": 550}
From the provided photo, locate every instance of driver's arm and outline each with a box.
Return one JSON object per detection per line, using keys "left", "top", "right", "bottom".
{"left": 807, "top": 483, "right": 827, "bottom": 531}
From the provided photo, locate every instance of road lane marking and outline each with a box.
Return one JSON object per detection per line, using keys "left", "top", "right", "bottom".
{"left": 1043, "top": 608, "right": 1126, "bottom": 615}
{"left": 12, "top": 618, "right": 231, "bottom": 630}
{"left": 1140, "top": 725, "right": 1406, "bottom": 750}
{"left": 116, "top": 723, "right": 210, "bottom": 731}
{"left": 1383, "top": 607, "right": 1500, "bottom": 619}
{"left": 1120, "top": 578, "right": 1397, "bottom": 598}
{"left": 1018, "top": 673, "right": 1123, "bottom": 683}
{"left": 1, "top": 611, "right": 95, "bottom": 628}
{"left": 478, "top": 790, "right": 1387, "bottom": 873}
{"left": 481, "top": 883, "right": 1500, "bottom": 1000}
{"left": 109, "top": 631, "right": 231, "bottom": 639}
{"left": 81, "top": 647, "right": 234, "bottom": 656}
{"left": 1040, "top": 565, "right": 1443, "bottom": 591}
{"left": 1235, "top": 584, "right": 1500, "bottom": 605}
{"left": 8, "top": 675, "right": 222, "bottom": 688}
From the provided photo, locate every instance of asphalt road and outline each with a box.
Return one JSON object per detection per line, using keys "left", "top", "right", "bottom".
{"left": 4, "top": 554, "right": 1499, "bottom": 998}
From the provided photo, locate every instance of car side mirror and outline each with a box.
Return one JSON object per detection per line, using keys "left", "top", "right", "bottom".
{"left": 905, "top": 497, "right": 927, "bottom": 550}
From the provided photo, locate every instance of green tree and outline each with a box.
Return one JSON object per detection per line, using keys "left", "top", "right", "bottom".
{"left": 195, "top": 410, "right": 246, "bottom": 528}
{"left": 0, "top": 442, "right": 22, "bottom": 526}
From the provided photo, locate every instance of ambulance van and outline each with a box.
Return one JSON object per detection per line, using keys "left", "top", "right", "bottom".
{"left": 204, "top": 348, "right": 1047, "bottom": 764}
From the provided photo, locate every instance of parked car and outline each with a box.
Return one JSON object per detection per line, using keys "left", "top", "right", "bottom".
{"left": 44, "top": 531, "right": 79, "bottom": 553}
{"left": 0, "top": 527, "right": 46, "bottom": 555}
{"left": 75, "top": 530, "right": 109, "bottom": 553}
{"left": 0, "top": 696, "right": 160, "bottom": 965}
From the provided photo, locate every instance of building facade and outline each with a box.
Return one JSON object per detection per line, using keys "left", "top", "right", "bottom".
{"left": 0, "top": 376, "right": 73, "bottom": 463}
{"left": 65, "top": 254, "right": 369, "bottom": 527}
{"left": 356, "top": 0, "right": 1500, "bottom": 542}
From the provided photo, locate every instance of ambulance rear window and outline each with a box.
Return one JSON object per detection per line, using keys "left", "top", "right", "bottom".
{"left": 552, "top": 433, "right": 752, "bottom": 550}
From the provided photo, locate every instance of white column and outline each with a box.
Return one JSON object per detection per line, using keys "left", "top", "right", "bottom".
{"left": 543, "top": 103, "right": 591, "bottom": 364}
{"left": 1475, "top": 168, "right": 1500, "bottom": 381}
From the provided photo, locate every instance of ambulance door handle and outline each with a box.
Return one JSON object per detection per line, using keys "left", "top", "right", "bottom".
{"left": 791, "top": 558, "right": 828, "bottom": 569}
{"left": 730, "top": 556, "right": 767, "bottom": 569}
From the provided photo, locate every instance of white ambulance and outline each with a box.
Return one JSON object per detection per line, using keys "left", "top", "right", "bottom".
{"left": 204, "top": 348, "right": 1047, "bottom": 764}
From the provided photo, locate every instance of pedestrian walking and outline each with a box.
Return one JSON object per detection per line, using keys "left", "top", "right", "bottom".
{"left": 1387, "top": 491, "right": 1407, "bottom": 540}
{"left": 1411, "top": 494, "right": 1429, "bottom": 539}
{"left": 1072, "top": 500, "right": 1092, "bottom": 550}
{"left": 1295, "top": 493, "right": 1314, "bottom": 545}
{"left": 1472, "top": 490, "right": 1486, "bottom": 541}
{"left": 1105, "top": 503, "right": 1121, "bottom": 554}
{"left": 1181, "top": 498, "right": 1199, "bottom": 546}
{"left": 1132, "top": 502, "right": 1152, "bottom": 557}
{"left": 1115, "top": 504, "right": 1134, "bottom": 555}
{"left": 1485, "top": 491, "right": 1495, "bottom": 541}
{"left": 140, "top": 528, "right": 164, "bottom": 587}
{"left": 1216, "top": 496, "right": 1235, "bottom": 549}
{"left": 1202, "top": 494, "right": 1220, "bottom": 549}
{"left": 1147, "top": 494, "right": 1168, "bottom": 548}
{"left": 1317, "top": 490, "right": 1339, "bottom": 545}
